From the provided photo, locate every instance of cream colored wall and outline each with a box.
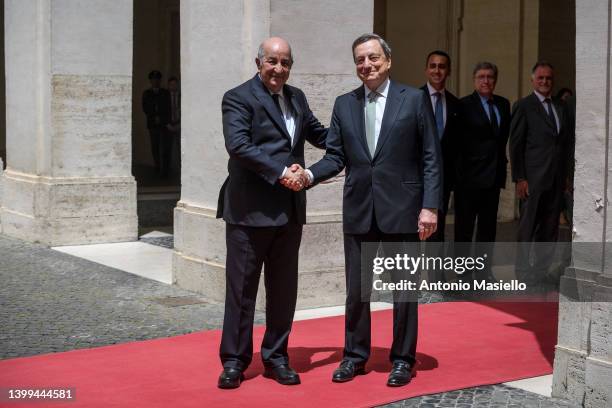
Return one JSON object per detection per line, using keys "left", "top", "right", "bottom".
{"left": 384, "top": 0, "right": 547, "bottom": 100}
{"left": 384, "top": 0, "right": 456, "bottom": 91}
{"left": 457, "top": 0, "right": 539, "bottom": 101}
{"left": 132, "top": 0, "right": 180, "bottom": 168}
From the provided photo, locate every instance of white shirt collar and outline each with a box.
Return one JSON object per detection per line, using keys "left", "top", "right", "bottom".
{"left": 427, "top": 82, "right": 445, "bottom": 97}
{"left": 534, "top": 90, "right": 552, "bottom": 103}
{"left": 365, "top": 78, "right": 390, "bottom": 99}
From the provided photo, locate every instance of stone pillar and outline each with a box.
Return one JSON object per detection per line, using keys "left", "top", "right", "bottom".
{"left": 552, "top": 1, "right": 612, "bottom": 406}
{"left": 174, "top": 0, "right": 371, "bottom": 309}
{"left": 1, "top": 0, "right": 137, "bottom": 245}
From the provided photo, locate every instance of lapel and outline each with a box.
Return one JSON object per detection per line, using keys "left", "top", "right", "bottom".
{"left": 250, "top": 74, "right": 291, "bottom": 141}
{"left": 284, "top": 86, "right": 303, "bottom": 149}
{"left": 373, "top": 80, "right": 404, "bottom": 159}
{"left": 349, "top": 86, "right": 370, "bottom": 160}
{"left": 530, "top": 93, "right": 558, "bottom": 134}
{"left": 442, "top": 89, "right": 458, "bottom": 140}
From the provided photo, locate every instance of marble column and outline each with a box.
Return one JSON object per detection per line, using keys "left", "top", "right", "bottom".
{"left": 1, "top": 0, "right": 137, "bottom": 245}
{"left": 174, "top": 0, "right": 371, "bottom": 309}
{"left": 552, "top": 1, "right": 612, "bottom": 406}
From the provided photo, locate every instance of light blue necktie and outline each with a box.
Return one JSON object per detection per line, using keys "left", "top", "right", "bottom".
{"left": 366, "top": 92, "right": 379, "bottom": 156}
{"left": 434, "top": 92, "right": 444, "bottom": 139}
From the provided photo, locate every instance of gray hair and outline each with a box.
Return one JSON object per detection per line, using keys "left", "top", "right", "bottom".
{"left": 531, "top": 60, "right": 554, "bottom": 74}
{"left": 352, "top": 33, "right": 392, "bottom": 62}
{"left": 257, "top": 40, "right": 294, "bottom": 65}
{"left": 472, "top": 61, "right": 498, "bottom": 79}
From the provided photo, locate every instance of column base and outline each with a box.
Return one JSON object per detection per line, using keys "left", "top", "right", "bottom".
{"left": 173, "top": 201, "right": 346, "bottom": 310}
{"left": 0, "top": 169, "right": 137, "bottom": 245}
{"left": 553, "top": 269, "right": 612, "bottom": 406}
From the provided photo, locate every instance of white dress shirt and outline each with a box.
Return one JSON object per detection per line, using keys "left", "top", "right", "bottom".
{"left": 364, "top": 78, "right": 390, "bottom": 149}
{"left": 534, "top": 90, "right": 560, "bottom": 132}
{"left": 270, "top": 90, "right": 297, "bottom": 179}
{"left": 427, "top": 82, "right": 447, "bottom": 128}
{"left": 273, "top": 91, "right": 296, "bottom": 144}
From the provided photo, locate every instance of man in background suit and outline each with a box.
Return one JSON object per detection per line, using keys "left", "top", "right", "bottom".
{"left": 142, "top": 70, "right": 171, "bottom": 176}
{"left": 306, "top": 33, "right": 441, "bottom": 387}
{"left": 455, "top": 62, "right": 510, "bottom": 246}
{"left": 216, "top": 37, "right": 327, "bottom": 389}
{"left": 510, "top": 61, "right": 571, "bottom": 282}
{"left": 420, "top": 50, "right": 461, "bottom": 243}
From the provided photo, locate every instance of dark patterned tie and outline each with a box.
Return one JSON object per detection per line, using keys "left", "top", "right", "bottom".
{"left": 487, "top": 99, "right": 499, "bottom": 135}
{"left": 544, "top": 98, "right": 558, "bottom": 133}
{"left": 271, "top": 93, "right": 284, "bottom": 119}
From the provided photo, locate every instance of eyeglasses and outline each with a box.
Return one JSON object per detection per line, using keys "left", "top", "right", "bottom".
{"left": 475, "top": 75, "right": 496, "bottom": 82}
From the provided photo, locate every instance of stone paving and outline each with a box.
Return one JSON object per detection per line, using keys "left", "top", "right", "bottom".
{"left": 0, "top": 234, "right": 577, "bottom": 407}
{"left": 381, "top": 386, "right": 577, "bottom": 408}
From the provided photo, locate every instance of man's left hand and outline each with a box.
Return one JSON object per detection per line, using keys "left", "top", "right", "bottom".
{"left": 418, "top": 208, "right": 438, "bottom": 241}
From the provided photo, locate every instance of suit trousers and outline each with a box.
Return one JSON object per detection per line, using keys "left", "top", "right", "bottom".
{"left": 343, "top": 217, "right": 419, "bottom": 366}
{"left": 454, "top": 187, "right": 500, "bottom": 243}
{"left": 515, "top": 188, "right": 562, "bottom": 281}
{"left": 220, "top": 219, "right": 302, "bottom": 370}
{"left": 148, "top": 127, "right": 173, "bottom": 174}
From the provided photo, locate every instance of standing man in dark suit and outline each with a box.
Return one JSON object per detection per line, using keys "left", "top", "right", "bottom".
{"left": 420, "top": 50, "right": 461, "bottom": 243}
{"left": 306, "top": 33, "right": 441, "bottom": 387}
{"left": 455, "top": 62, "right": 510, "bottom": 247}
{"left": 142, "top": 70, "right": 171, "bottom": 176}
{"left": 510, "top": 61, "right": 571, "bottom": 281}
{"left": 216, "top": 37, "right": 327, "bottom": 389}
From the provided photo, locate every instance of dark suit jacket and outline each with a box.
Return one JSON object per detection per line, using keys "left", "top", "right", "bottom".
{"left": 309, "top": 80, "right": 442, "bottom": 235}
{"left": 509, "top": 92, "right": 571, "bottom": 192}
{"left": 142, "top": 88, "right": 171, "bottom": 129}
{"left": 456, "top": 91, "right": 511, "bottom": 190}
{"left": 216, "top": 74, "right": 327, "bottom": 227}
{"left": 420, "top": 85, "right": 461, "bottom": 203}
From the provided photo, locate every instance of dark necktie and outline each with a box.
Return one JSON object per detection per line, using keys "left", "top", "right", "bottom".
{"left": 544, "top": 98, "right": 558, "bottom": 133}
{"left": 272, "top": 93, "right": 284, "bottom": 119}
{"left": 487, "top": 99, "right": 499, "bottom": 135}
{"left": 433, "top": 92, "right": 444, "bottom": 140}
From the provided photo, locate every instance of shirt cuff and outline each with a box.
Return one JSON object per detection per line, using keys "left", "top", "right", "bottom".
{"left": 279, "top": 166, "right": 288, "bottom": 179}
{"left": 305, "top": 169, "right": 314, "bottom": 184}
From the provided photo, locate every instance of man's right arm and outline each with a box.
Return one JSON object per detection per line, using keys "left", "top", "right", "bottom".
{"left": 222, "top": 90, "right": 285, "bottom": 185}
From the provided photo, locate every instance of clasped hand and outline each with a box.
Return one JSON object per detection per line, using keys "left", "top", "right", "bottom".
{"left": 280, "top": 164, "right": 310, "bottom": 191}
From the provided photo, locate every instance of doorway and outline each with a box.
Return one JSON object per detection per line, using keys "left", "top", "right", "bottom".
{"left": 132, "top": 0, "right": 181, "bottom": 233}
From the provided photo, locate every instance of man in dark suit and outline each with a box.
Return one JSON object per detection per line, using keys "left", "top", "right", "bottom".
{"left": 142, "top": 70, "right": 171, "bottom": 176}
{"left": 306, "top": 33, "right": 441, "bottom": 387}
{"left": 455, "top": 62, "right": 510, "bottom": 248}
{"left": 510, "top": 61, "right": 571, "bottom": 281}
{"left": 216, "top": 37, "right": 327, "bottom": 389}
{"left": 420, "top": 50, "right": 461, "bottom": 243}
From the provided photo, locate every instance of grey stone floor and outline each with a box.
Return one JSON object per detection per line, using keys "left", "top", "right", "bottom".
{"left": 0, "top": 234, "right": 577, "bottom": 407}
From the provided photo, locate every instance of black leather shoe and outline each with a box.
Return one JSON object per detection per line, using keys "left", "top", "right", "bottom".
{"left": 263, "top": 364, "right": 301, "bottom": 385}
{"left": 217, "top": 367, "right": 244, "bottom": 389}
{"left": 387, "top": 361, "right": 413, "bottom": 387}
{"left": 332, "top": 360, "right": 366, "bottom": 383}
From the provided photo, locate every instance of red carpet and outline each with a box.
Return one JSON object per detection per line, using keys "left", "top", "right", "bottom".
{"left": 0, "top": 302, "right": 557, "bottom": 408}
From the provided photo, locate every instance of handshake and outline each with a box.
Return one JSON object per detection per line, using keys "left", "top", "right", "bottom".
{"left": 280, "top": 164, "right": 311, "bottom": 191}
